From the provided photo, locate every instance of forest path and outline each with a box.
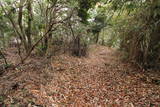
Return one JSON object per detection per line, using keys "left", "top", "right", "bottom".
{"left": 0, "top": 45, "right": 159, "bottom": 107}
{"left": 31, "top": 45, "right": 160, "bottom": 107}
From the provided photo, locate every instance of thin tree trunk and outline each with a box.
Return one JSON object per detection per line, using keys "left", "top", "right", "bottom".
{"left": 0, "top": 2, "right": 24, "bottom": 49}
{"left": 18, "top": 0, "right": 28, "bottom": 53}
{"left": 44, "top": 38, "right": 48, "bottom": 49}
{"left": 95, "top": 33, "right": 99, "bottom": 44}
{"left": 1, "top": 32, "right": 5, "bottom": 48}
{"left": 26, "top": 0, "right": 33, "bottom": 50}
{"left": 46, "top": 33, "right": 53, "bottom": 56}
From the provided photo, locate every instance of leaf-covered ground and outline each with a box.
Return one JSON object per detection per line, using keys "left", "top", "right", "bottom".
{"left": 0, "top": 45, "right": 160, "bottom": 107}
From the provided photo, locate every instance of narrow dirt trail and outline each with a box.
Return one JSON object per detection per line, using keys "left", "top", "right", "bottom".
{"left": 30, "top": 45, "right": 160, "bottom": 107}
{"left": 0, "top": 46, "right": 159, "bottom": 107}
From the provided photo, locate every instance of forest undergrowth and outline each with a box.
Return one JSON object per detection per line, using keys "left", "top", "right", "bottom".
{"left": 0, "top": 45, "right": 160, "bottom": 107}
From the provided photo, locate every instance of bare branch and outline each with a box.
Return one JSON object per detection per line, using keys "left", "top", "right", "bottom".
{"left": 17, "top": 11, "right": 74, "bottom": 65}
{"left": 0, "top": 2, "right": 22, "bottom": 40}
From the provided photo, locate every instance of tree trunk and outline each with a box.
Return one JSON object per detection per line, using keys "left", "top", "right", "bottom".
{"left": 0, "top": 31, "right": 5, "bottom": 48}
{"left": 18, "top": 0, "right": 28, "bottom": 53}
{"left": 95, "top": 33, "right": 99, "bottom": 44}
{"left": 46, "top": 33, "right": 53, "bottom": 56}
{"left": 26, "top": 0, "right": 33, "bottom": 50}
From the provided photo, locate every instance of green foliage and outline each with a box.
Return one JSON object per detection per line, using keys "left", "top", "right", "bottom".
{"left": 97, "top": 0, "right": 160, "bottom": 69}
{"left": 0, "top": 95, "right": 4, "bottom": 102}
{"left": 36, "top": 45, "right": 48, "bottom": 56}
{"left": 91, "top": 15, "right": 106, "bottom": 34}
{"left": 77, "top": 0, "right": 100, "bottom": 24}
{"left": 77, "top": 0, "right": 160, "bottom": 68}
{"left": 0, "top": 0, "right": 160, "bottom": 68}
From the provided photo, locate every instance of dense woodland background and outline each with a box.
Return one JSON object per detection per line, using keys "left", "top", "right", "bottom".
{"left": 0, "top": 0, "right": 160, "bottom": 106}
{"left": 0, "top": 0, "right": 160, "bottom": 69}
